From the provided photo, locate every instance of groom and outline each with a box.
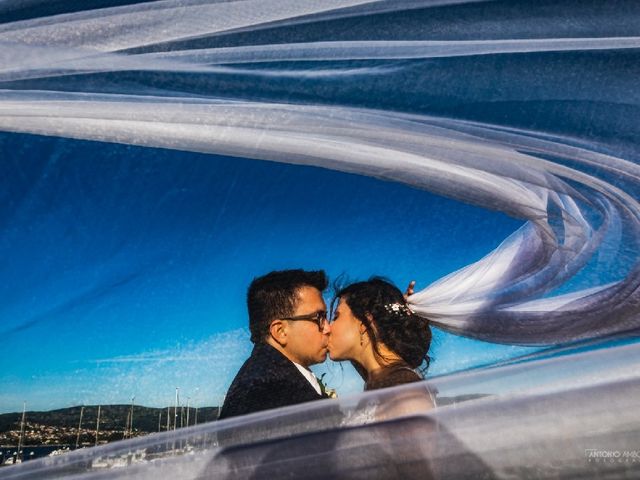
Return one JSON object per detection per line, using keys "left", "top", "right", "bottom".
{"left": 219, "top": 269, "right": 331, "bottom": 419}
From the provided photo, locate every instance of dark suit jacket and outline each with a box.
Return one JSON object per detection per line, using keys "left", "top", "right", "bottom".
{"left": 219, "top": 343, "right": 326, "bottom": 419}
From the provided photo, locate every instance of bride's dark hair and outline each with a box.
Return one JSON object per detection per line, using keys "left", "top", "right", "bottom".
{"left": 332, "top": 277, "right": 432, "bottom": 370}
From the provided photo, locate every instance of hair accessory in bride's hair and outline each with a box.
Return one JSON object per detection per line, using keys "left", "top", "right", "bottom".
{"left": 384, "top": 302, "right": 413, "bottom": 316}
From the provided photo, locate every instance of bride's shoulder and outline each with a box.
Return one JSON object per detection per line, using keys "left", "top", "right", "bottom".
{"left": 366, "top": 363, "right": 422, "bottom": 390}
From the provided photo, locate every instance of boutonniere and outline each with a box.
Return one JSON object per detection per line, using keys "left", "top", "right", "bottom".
{"left": 318, "top": 373, "right": 338, "bottom": 399}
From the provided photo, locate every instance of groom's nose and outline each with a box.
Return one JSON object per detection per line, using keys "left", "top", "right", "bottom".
{"left": 322, "top": 319, "right": 331, "bottom": 334}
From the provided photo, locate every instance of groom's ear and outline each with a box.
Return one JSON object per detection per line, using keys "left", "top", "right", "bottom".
{"left": 268, "top": 319, "right": 288, "bottom": 346}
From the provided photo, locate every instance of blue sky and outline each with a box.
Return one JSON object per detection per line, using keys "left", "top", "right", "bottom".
{"left": 0, "top": 132, "right": 538, "bottom": 413}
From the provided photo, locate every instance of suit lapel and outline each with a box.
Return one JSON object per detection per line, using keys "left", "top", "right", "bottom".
{"left": 256, "top": 344, "right": 323, "bottom": 401}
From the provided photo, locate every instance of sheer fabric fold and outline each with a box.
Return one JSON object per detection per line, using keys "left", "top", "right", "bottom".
{"left": 0, "top": 3, "right": 638, "bottom": 343}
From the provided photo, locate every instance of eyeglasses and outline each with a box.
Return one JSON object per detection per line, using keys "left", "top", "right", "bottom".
{"left": 282, "top": 310, "right": 328, "bottom": 331}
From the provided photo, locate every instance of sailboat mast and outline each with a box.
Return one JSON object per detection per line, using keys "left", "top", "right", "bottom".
{"left": 124, "top": 411, "right": 130, "bottom": 439}
{"left": 129, "top": 396, "right": 135, "bottom": 438}
{"left": 16, "top": 401, "right": 26, "bottom": 461}
{"left": 75, "top": 406, "right": 84, "bottom": 449}
{"left": 95, "top": 405, "right": 101, "bottom": 446}
{"left": 174, "top": 388, "right": 179, "bottom": 431}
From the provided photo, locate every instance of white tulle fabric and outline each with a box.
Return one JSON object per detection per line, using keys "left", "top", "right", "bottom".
{"left": 1, "top": 1, "right": 640, "bottom": 478}
{"left": 0, "top": 0, "right": 638, "bottom": 347}
{"left": 3, "top": 339, "right": 639, "bottom": 479}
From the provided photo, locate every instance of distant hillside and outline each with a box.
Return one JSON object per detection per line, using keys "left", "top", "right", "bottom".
{"left": 1, "top": 394, "right": 491, "bottom": 444}
{"left": 0, "top": 405, "right": 220, "bottom": 435}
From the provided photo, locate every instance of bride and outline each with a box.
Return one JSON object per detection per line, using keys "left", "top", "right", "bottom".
{"left": 328, "top": 277, "right": 436, "bottom": 414}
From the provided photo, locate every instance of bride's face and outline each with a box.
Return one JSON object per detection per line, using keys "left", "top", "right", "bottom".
{"left": 328, "top": 298, "right": 363, "bottom": 361}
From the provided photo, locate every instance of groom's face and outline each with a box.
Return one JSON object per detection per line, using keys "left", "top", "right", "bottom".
{"left": 284, "top": 286, "right": 329, "bottom": 367}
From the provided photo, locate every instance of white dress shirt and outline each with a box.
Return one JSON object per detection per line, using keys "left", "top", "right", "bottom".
{"left": 292, "top": 361, "right": 322, "bottom": 395}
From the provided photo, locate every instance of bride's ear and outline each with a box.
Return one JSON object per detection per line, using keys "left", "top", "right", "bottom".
{"left": 362, "top": 313, "right": 375, "bottom": 334}
{"left": 362, "top": 313, "right": 380, "bottom": 340}
{"left": 359, "top": 323, "right": 367, "bottom": 335}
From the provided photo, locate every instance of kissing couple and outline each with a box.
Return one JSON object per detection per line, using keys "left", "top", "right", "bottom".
{"left": 219, "top": 269, "right": 434, "bottom": 419}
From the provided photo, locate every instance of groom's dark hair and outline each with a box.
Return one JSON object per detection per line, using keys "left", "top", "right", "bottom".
{"left": 247, "top": 269, "right": 328, "bottom": 344}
